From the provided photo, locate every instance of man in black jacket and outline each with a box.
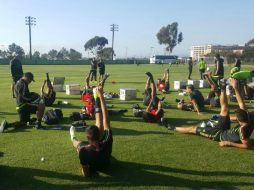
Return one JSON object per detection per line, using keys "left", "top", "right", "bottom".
{"left": 15, "top": 72, "right": 46, "bottom": 129}
{"left": 10, "top": 52, "right": 23, "bottom": 98}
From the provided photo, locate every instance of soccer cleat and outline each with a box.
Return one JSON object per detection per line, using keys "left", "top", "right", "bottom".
{"left": 35, "top": 121, "right": 46, "bottom": 130}
{"left": 167, "top": 124, "right": 176, "bottom": 131}
{"left": 70, "top": 126, "right": 76, "bottom": 141}
{"left": 0, "top": 120, "right": 9, "bottom": 133}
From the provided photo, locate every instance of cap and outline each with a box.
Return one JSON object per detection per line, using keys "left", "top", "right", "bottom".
{"left": 24, "top": 72, "right": 35, "bottom": 82}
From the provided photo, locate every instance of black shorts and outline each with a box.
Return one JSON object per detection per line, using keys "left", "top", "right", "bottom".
{"left": 18, "top": 104, "right": 38, "bottom": 123}
{"left": 196, "top": 115, "right": 230, "bottom": 141}
{"left": 12, "top": 76, "right": 22, "bottom": 84}
{"left": 142, "top": 109, "right": 164, "bottom": 123}
{"left": 164, "top": 82, "right": 170, "bottom": 92}
{"left": 196, "top": 125, "right": 221, "bottom": 141}
{"left": 216, "top": 115, "right": 231, "bottom": 130}
{"left": 99, "top": 69, "right": 105, "bottom": 75}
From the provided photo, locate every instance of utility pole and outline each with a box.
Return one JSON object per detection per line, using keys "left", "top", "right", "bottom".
{"left": 25, "top": 16, "right": 36, "bottom": 59}
{"left": 110, "top": 24, "right": 118, "bottom": 60}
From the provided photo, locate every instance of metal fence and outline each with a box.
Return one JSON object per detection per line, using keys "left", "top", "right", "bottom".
{"left": 0, "top": 58, "right": 149, "bottom": 65}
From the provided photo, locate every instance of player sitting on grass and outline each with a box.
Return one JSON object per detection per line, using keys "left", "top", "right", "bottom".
{"left": 167, "top": 79, "right": 254, "bottom": 149}
{"left": 177, "top": 85, "right": 204, "bottom": 115}
{"left": 157, "top": 68, "right": 170, "bottom": 93}
{"left": 70, "top": 84, "right": 113, "bottom": 177}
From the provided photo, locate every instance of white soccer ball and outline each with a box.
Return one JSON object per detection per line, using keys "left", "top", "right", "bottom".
{"left": 41, "top": 157, "right": 45, "bottom": 162}
{"left": 206, "top": 67, "right": 210, "bottom": 71}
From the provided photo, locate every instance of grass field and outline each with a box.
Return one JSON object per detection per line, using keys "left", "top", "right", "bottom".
{"left": 1, "top": 64, "right": 254, "bottom": 190}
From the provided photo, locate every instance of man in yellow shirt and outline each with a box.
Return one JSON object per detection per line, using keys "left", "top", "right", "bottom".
{"left": 199, "top": 58, "right": 207, "bottom": 79}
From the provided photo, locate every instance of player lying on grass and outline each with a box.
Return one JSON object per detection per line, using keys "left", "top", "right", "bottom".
{"left": 70, "top": 84, "right": 113, "bottom": 177}
{"left": 177, "top": 85, "right": 205, "bottom": 115}
{"left": 41, "top": 73, "right": 56, "bottom": 107}
{"left": 81, "top": 73, "right": 110, "bottom": 119}
{"left": 167, "top": 79, "right": 254, "bottom": 149}
{"left": 134, "top": 72, "right": 164, "bottom": 124}
{"left": 157, "top": 68, "right": 170, "bottom": 93}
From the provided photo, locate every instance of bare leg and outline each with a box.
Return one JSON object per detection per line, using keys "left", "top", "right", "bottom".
{"left": 175, "top": 126, "right": 197, "bottom": 134}
{"left": 220, "top": 84, "right": 229, "bottom": 116}
{"left": 85, "top": 75, "right": 90, "bottom": 89}
{"left": 145, "top": 77, "right": 151, "bottom": 91}
{"left": 37, "top": 104, "right": 45, "bottom": 121}
{"left": 41, "top": 80, "right": 47, "bottom": 96}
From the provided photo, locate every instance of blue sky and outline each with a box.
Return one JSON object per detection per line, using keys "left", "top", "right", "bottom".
{"left": 0, "top": 0, "right": 253, "bottom": 58}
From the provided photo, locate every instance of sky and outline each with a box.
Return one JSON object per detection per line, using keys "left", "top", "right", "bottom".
{"left": 0, "top": 0, "right": 253, "bottom": 58}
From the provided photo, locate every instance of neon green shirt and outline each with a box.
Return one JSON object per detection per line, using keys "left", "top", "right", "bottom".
{"left": 199, "top": 60, "right": 206, "bottom": 70}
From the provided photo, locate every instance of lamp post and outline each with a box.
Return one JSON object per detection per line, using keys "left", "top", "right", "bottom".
{"left": 25, "top": 16, "right": 36, "bottom": 59}
{"left": 110, "top": 24, "right": 118, "bottom": 60}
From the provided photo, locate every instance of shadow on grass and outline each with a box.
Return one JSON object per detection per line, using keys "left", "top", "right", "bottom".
{"left": 1, "top": 158, "right": 254, "bottom": 190}
{"left": 0, "top": 112, "right": 18, "bottom": 116}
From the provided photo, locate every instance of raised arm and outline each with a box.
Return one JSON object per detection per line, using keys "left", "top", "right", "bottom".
{"left": 230, "top": 79, "right": 246, "bottom": 110}
{"left": 97, "top": 85, "right": 110, "bottom": 130}
{"left": 191, "top": 99, "right": 201, "bottom": 115}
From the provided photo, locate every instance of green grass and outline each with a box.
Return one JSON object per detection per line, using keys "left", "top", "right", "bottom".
{"left": 1, "top": 64, "right": 254, "bottom": 190}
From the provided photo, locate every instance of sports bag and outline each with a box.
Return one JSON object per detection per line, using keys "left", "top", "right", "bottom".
{"left": 43, "top": 109, "right": 63, "bottom": 125}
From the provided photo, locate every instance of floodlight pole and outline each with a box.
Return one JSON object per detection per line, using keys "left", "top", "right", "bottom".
{"left": 110, "top": 24, "right": 118, "bottom": 60}
{"left": 25, "top": 16, "right": 36, "bottom": 59}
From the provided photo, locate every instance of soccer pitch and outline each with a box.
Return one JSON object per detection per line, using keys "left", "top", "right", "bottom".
{"left": 0, "top": 64, "right": 254, "bottom": 190}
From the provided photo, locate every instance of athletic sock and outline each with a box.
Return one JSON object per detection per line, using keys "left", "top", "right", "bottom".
{"left": 70, "top": 126, "right": 76, "bottom": 141}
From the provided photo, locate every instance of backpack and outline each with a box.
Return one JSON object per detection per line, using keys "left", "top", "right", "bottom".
{"left": 43, "top": 109, "right": 63, "bottom": 125}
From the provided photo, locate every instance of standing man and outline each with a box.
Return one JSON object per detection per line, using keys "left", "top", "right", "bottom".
{"left": 10, "top": 52, "right": 23, "bottom": 98}
{"left": 98, "top": 58, "right": 105, "bottom": 82}
{"left": 198, "top": 58, "right": 207, "bottom": 79}
{"left": 188, "top": 57, "right": 193, "bottom": 80}
{"left": 89, "top": 58, "right": 98, "bottom": 82}
{"left": 212, "top": 54, "right": 224, "bottom": 87}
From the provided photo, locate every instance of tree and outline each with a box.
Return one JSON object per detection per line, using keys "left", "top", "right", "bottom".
{"left": 156, "top": 22, "right": 183, "bottom": 53}
{"left": 84, "top": 36, "right": 108, "bottom": 56}
{"left": 246, "top": 38, "right": 254, "bottom": 47}
{"left": 57, "top": 47, "right": 69, "bottom": 60}
{"left": 97, "top": 47, "right": 115, "bottom": 59}
{"left": 47, "top": 49, "right": 58, "bottom": 60}
{"left": 33, "top": 51, "right": 40, "bottom": 59}
{"left": 8, "top": 43, "right": 25, "bottom": 58}
{"left": 69, "top": 48, "right": 82, "bottom": 60}
{"left": 41, "top": 53, "right": 49, "bottom": 60}
{"left": 0, "top": 50, "right": 8, "bottom": 58}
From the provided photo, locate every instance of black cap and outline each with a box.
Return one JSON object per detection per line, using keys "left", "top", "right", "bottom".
{"left": 24, "top": 72, "right": 35, "bottom": 82}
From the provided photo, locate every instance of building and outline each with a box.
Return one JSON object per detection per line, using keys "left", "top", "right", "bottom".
{"left": 190, "top": 45, "right": 212, "bottom": 60}
{"left": 190, "top": 44, "right": 244, "bottom": 60}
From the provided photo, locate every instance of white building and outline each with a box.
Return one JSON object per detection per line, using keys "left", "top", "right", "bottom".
{"left": 190, "top": 45, "right": 212, "bottom": 60}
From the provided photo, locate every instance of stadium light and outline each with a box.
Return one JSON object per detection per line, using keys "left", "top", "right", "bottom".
{"left": 25, "top": 16, "right": 36, "bottom": 59}
{"left": 110, "top": 24, "right": 118, "bottom": 60}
